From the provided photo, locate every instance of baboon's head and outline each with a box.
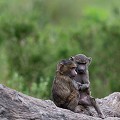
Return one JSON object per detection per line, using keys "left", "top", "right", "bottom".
{"left": 70, "top": 54, "right": 92, "bottom": 74}
{"left": 57, "top": 59, "right": 77, "bottom": 78}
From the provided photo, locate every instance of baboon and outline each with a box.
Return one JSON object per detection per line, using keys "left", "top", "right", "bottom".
{"left": 70, "top": 54, "right": 105, "bottom": 118}
{"left": 52, "top": 59, "right": 82, "bottom": 112}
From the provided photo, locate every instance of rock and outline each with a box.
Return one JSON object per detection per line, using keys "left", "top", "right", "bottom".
{"left": 0, "top": 84, "right": 119, "bottom": 120}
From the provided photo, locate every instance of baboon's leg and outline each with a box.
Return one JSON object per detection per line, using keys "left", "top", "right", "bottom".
{"left": 67, "top": 97, "right": 78, "bottom": 111}
{"left": 78, "top": 95, "right": 91, "bottom": 106}
{"left": 67, "top": 95, "right": 83, "bottom": 113}
{"left": 74, "top": 105, "right": 85, "bottom": 113}
{"left": 85, "top": 106, "right": 94, "bottom": 116}
{"left": 78, "top": 96, "right": 93, "bottom": 116}
{"left": 90, "top": 97, "right": 105, "bottom": 119}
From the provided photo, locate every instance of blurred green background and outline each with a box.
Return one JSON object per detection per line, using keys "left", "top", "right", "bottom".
{"left": 0, "top": 0, "right": 120, "bottom": 99}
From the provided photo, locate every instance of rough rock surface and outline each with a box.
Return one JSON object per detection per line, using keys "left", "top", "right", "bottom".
{"left": 0, "top": 84, "right": 120, "bottom": 120}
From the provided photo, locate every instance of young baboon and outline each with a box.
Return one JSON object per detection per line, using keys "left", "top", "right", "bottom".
{"left": 70, "top": 54, "right": 105, "bottom": 119}
{"left": 52, "top": 59, "right": 82, "bottom": 112}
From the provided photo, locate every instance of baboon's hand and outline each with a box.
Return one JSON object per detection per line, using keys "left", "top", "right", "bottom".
{"left": 79, "top": 84, "right": 89, "bottom": 91}
{"left": 77, "top": 82, "right": 82, "bottom": 86}
{"left": 77, "top": 82, "right": 82, "bottom": 90}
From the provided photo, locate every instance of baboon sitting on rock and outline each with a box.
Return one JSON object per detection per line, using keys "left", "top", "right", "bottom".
{"left": 70, "top": 54, "right": 105, "bottom": 119}
{"left": 52, "top": 59, "right": 82, "bottom": 113}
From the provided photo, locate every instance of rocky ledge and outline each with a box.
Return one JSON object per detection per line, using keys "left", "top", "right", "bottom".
{"left": 0, "top": 84, "right": 119, "bottom": 120}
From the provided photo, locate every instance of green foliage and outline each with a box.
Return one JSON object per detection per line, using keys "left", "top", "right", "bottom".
{"left": 0, "top": 0, "right": 119, "bottom": 99}
{"left": 5, "top": 72, "right": 49, "bottom": 99}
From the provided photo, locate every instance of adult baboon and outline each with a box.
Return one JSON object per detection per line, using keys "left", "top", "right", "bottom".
{"left": 52, "top": 59, "right": 82, "bottom": 112}
{"left": 70, "top": 54, "right": 105, "bottom": 118}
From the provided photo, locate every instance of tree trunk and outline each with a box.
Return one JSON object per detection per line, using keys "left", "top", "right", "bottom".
{"left": 0, "top": 84, "right": 119, "bottom": 120}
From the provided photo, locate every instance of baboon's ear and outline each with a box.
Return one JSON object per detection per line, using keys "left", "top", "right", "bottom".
{"left": 88, "top": 57, "right": 92, "bottom": 65}
{"left": 57, "top": 62, "right": 64, "bottom": 71}
{"left": 69, "top": 56, "right": 74, "bottom": 61}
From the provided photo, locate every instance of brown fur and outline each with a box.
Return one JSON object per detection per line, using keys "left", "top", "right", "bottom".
{"left": 52, "top": 59, "right": 82, "bottom": 112}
